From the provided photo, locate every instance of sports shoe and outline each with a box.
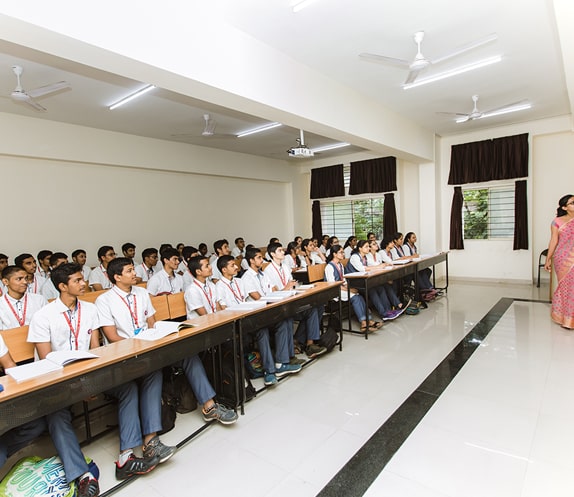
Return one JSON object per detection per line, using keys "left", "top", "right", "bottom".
{"left": 264, "top": 373, "right": 278, "bottom": 386}
{"left": 382, "top": 309, "right": 402, "bottom": 321}
{"left": 115, "top": 453, "right": 159, "bottom": 480}
{"left": 143, "top": 436, "right": 177, "bottom": 463}
{"left": 289, "top": 356, "right": 306, "bottom": 365}
{"left": 305, "top": 344, "right": 327, "bottom": 359}
{"left": 202, "top": 403, "right": 238, "bottom": 425}
{"left": 77, "top": 475, "right": 99, "bottom": 497}
{"left": 275, "top": 363, "right": 302, "bottom": 378}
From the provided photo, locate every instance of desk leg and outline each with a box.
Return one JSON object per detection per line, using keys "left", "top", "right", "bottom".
{"left": 338, "top": 288, "right": 343, "bottom": 351}
{"left": 237, "top": 321, "right": 246, "bottom": 416}
{"left": 364, "top": 280, "right": 369, "bottom": 340}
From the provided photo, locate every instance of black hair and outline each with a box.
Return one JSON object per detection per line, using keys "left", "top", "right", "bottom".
{"left": 381, "top": 236, "right": 395, "bottom": 249}
{"left": 122, "top": 242, "right": 136, "bottom": 253}
{"left": 393, "top": 232, "right": 403, "bottom": 241}
{"left": 213, "top": 239, "right": 228, "bottom": 254}
{"left": 14, "top": 253, "right": 34, "bottom": 268}
{"left": 182, "top": 246, "right": 198, "bottom": 261}
{"left": 97, "top": 246, "right": 114, "bottom": 261}
{"left": 269, "top": 237, "right": 280, "bottom": 245}
{"left": 51, "top": 263, "right": 83, "bottom": 293}
{"left": 71, "top": 249, "right": 86, "bottom": 259}
{"left": 161, "top": 247, "right": 180, "bottom": 263}
{"left": 326, "top": 236, "right": 338, "bottom": 252}
{"left": 1, "top": 265, "right": 26, "bottom": 280}
{"left": 404, "top": 232, "right": 415, "bottom": 244}
{"left": 245, "top": 247, "right": 261, "bottom": 266}
{"left": 141, "top": 247, "right": 158, "bottom": 260}
{"left": 107, "top": 257, "right": 133, "bottom": 284}
{"left": 326, "top": 244, "right": 344, "bottom": 263}
{"left": 557, "top": 194, "right": 574, "bottom": 217}
{"left": 49, "top": 252, "right": 68, "bottom": 267}
{"left": 159, "top": 243, "right": 173, "bottom": 254}
{"left": 343, "top": 236, "right": 357, "bottom": 249}
{"left": 352, "top": 239, "right": 369, "bottom": 255}
{"left": 286, "top": 241, "right": 298, "bottom": 256}
{"left": 187, "top": 255, "right": 209, "bottom": 278}
{"left": 267, "top": 242, "right": 282, "bottom": 257}
{"left": 234, "top": 237, "right": 244, "bottom": 245}
{"left": 217, "top": 254, "right": 235, "bottom": 273}
{"left": 37, "top": 250, "right": 53, "bottom": 261}
{"left": 301, "top": 238, "right": 312, "bottom": 252}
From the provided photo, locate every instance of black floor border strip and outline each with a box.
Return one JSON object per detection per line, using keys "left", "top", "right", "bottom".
{"left": 317, "top": 297, "right": 523, "bottom": 497}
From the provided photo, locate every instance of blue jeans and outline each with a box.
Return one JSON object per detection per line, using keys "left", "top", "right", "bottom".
{"left": 0, "top": 418, "right": 46, "bottom": 468}
{"left": 253, "top": 327, "right": 276, "bottom": 374}
{"left": 349, "top": 293, "right": 368, "bottom": 322}
{"left": 294, "top": 306, "right": 323, "bottom": 343}
{"left": 366, "top": 286, "right": 391, "bottom": 315}
{"left": 182, "top": 355, "right": 216, "bottom": 405}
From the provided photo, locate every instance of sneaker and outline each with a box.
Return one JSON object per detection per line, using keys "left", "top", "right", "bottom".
{"left": 305, "top": 344, "right": 327, "bottom": 359}
{"left": 143, "top": 436, "right": 177, "bottom": 463}
{"left": 77, "top": 476, "right": 99, "bottom": 497}
{"left": 115, "top": 454, "right": 159, "bottom": 480}
{"left": 264, "top": 373, "right": 278, "bottom": 386}
{"left": 382, "top": 309, "right": 401, "bottom": 321}
{"left": 289, "top": 356, "right": 306, "bottom": 365}
{"left": 203, "top": 403, "right": 238, "bottom": 425}
{"left": 275, "top": 363, "right": 302, "bottom": 378}
{"left": 394, "top": 305, "right": 407, "bottom": 318}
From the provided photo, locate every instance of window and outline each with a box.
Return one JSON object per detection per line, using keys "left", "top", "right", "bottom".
{"left": 320, "top": 197, "right": 384, "bottom": 240}
{"left": 462, "top": 186, "right": 515, "bottom": 240}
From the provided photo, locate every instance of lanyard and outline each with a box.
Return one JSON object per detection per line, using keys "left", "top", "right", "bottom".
{"left": 270, "top": 262, "right": 287, "bottom": 286}
{"left": 62, "top": 301, "right": 82, "bottom": 350}
{"left": 4, "top": 294, "right": 28, "bottom": 326}
{"left": 114, "top": 289, "right": 139, "bottom": 329}
{"left": 334, "top": 262, "right": 344, "bottom": 281}
{"left": 256, "top": 271, "right": 269, "bottom": 296}
{"left": 142, "top": 263, "right": 154, "bottom": 279}
{"left": 100, "top": 264, "right": 110, "bottom": 281}
{"left": 194, "top": 280, "right": 216, "bottom": 312}
{"left": 224, "top": 278, "right": 243, "bottom": 303}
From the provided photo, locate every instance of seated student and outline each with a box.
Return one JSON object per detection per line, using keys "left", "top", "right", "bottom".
{"left": 264, "top": 238, "right": 280, "bottom": 261}
{"left": 88, "top": 246, "right": 116, "bottom": 291}
{"left": 402, "top": 232, "right": 436, "bottom": 294}
{"left": 122, "top": 243, "right": 136, "bottom": 264}
{"left": 324, "top": 236, "right": 339, "bottom": 258}
{"left": 0, "top": 266, "right": 47, "bottom": 329}
{"left": 231, "top": 237, "right": 246, "bottom": 258}
{"left": 285, "top": 241, "right": 305, "bottom": 272}
{"left": 309, "top": 237, "right": 327, "bottom": 263}
{"left": 176, "top": 243, "right": 185, "bottom": 257}
{"left": 343, "top": 236, "right": 358, "bottom": 259}
{"left": 198, "top": 243, "right": 209, "bottom": 258}
{"left": 293, "top": 236, "right": 302, "bottom": 250}
{"left": 41, "top": 252, "right": 69, "bottom": 301}
{"left": 14, "top": 253, "right": 45, "bottom": 294}
{"left": 134, "top": 248, "right": 160, "bottom": 284}
{"left": 0, "top": 253, "right": 8, "bottom": 296}
{"left": 367, "top": 240, "right": 408, "bottom": 313}
{"left": 241, "top": 247, "right": 304, "bottom": 369}
{"left": 240, "top": 244, "right": 255, "bottom": 273}
{"left": 301, "top": 238, "right": 324, "bottom": 266}
{"left": 319, "top": 234, "right": 330, "bottom": 255}
{"left": 325, "top": 245, "right": 381, "bottom": 332}
{"left": 180, "top": 246, "right": 200, "bottom": 290}
{"left": 216, "top": 255, "right": 300, "bottom": 385}
{"left": 95, "top": 258, "right": 176, "bottom": 467}
{"left": 367, "top": 232, "right": 379, "bottom": 244}
{"left": 147, "top": 248, "right": 184, "bottom": 296}
{"left": 347, "top": 240, "right": 404, "bottom": 321}
{"left": 264, "top": 242, "right": 327, "bottom": 359}
{"left": 210, "top": 239, "right": 231, "bottom": 283}
{"left": 390, "top": 232, "right": 412, "bottom": 262}
{"left": 72, "top": 249, "right": 91, "bottom": 282}
{"left": 36, "top": 250, "right": 53, "bottom": 280}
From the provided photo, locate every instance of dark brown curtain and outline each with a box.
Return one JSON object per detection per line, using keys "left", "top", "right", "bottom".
{"left": 312, "top": 200, "right": 322, "bottom": 241}
{"left": 349, "top": 157, "right": 397, "bottom": 195}
{"left": 448, "top": 133, "right": 528, "bottom": 185}
{"left": 449, "top": 186, "right": 464, "bottom": 249}
{"left": 382, "top": 193, "right": 398, "bottom": 239}
{"left": 310, "top": 164, "right": 345, "bottom": 199}
{"left": 513, "top": 180, "right": 528, "bottom": 250}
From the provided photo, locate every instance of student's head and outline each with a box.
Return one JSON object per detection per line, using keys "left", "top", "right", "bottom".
{"left": 405, "top": 232, "right": 417, "bottom": 245}
{"left": 49, "top": 252, "right": 68, "bottom": 269}
{"left": 71, "top": 249, "right": 87, "bottom": 266}
{"left": 187, "top": 256, "right": 211, "bottom": 279}
{"left": 176, "top": 243, "right": 185, "bottom": 254}
{"left": 355, "top": 239, "right": 369, "bottom": 254}
{"left": 269, "top": 237, "right": 280, "bottom": 246}
{"left": 381, "top": 236, "right": 395, "bottom": 251}
{"left": 369, "top": 240, "right": 379, "bottom": 252}
{"left": 344, "top": 236, "right": 357, "bottom": 249}
{"left": 198, "top": 243, "right": 208, "bottom": 256}
{"left": 122, "top": 242, "right": 136, "bottom": 259}
{"left": 293, "top": 236, "right": 302, "bottom": 247}
{"left": 0, "top": 254, "right": 8, "bottom": 272}
{"left": 326, "top": 244, "right": 344, "bottom": 262}
{"left": 326, "top": 236, "right": 339, "bottom": 251}
{"left": 557, "top": 194, "right": 574, "bottom": 217}
{"left": 213, "top": 239, "right": 230, "bottom": 257}
{"left": 245, "top": 247, "right": 264, "bottom": 270}
{"left": 107, "top": 257, "right": 136, "bottom": 287}
{"left": 161, "top": 247, "right": 181, "bottom": 270}
{"left": 286, "top": 241, "right": 299, "bottom": 257}
{"left": 217, "top": 255, "right": 238, "bottom": 278}
{"left": 321, "top": 235, "right": 329, "bottom": 246}
{"left": 267, "top": 242, "right": 284, "bottom": 262}
{"left": 310, "top": 237, "right": 319, "bottom": 248}
{"left": 393, "top": 232, "right": 404, "bottom": 245}
{"left": 367, "top": 232, "right": 377, "bottom": 242}
{"left": 1, "top": 266, "right": 28, "bottom": 294}
{"left": 234, "top": 237, "right": 245, "bottom": 250}
{"left": 182, "top": 246, "right": 199, "bottom": 262}
{"left": 37, "top": 250, "right": 53, "bottom": 268}
{"left": 51, "top": 263, "right": 85, "bottom": 296}
{"left": 97, "top": 246, "right": 116, "bottom": 264}
{"left": 14, "top": 253, "right": 36, "bottom": 275}
{"left": 141, "top": 248, "right": 159, "bottom": 268}
{"left": 301, "top": 238, "right": 312, "bottom": 253}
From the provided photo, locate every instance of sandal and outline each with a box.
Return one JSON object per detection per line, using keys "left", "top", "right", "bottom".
{"left": 368, "top": 321, "right": 382, "bottom": 329}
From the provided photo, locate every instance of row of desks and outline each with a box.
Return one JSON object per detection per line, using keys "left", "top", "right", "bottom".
{"left": 0, "top": 282, "right": 342, "bottom": 436}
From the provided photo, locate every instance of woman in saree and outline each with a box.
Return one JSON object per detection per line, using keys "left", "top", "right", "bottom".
{"left": 545, "top": 194, "right": 574, "bottom": 329}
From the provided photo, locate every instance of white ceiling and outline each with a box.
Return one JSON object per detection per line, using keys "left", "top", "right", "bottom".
{"left": 0, "top": 0, "right": 570, "bottom": 162}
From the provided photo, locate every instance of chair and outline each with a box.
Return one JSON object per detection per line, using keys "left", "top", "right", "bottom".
{"left": 0, "top": 326, "right": 34, "bottom": 363}
{"left": 307, "top": 263, "right": 326, "bottom": 283}
{"left": 167, "top": 292, "right": 187, "bottom": 319}
{"left": 537, "top": 249, "right": 548, "bottom": 287}
{"left": 150, "top": 294, "right": 170, "bottom": 321}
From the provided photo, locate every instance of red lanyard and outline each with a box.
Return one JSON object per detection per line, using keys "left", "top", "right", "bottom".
{"left": 5, "top": 294, "right": 28, "bottom": 326}
{"left": 224, "top": 278, "right": 244, "bottom": 303}
{"left": 114, "top": 289, "right": 139, "bottom": 328}
{"left": 100, "top": 264, "right": 110, "bottom": 281}
{"left": 271, "top": 262, "right": 287, "bottom": 286}
{"left": 335, "top": 262, "right": 344, "bottom": 280}
{"left": 194, "top": 280, "right": 216, "bottom": 312}
{"left": 62, "top": 301, "right": 82, "bottom": 350}
{"left": 142, "top": 263, "right": 153, "bottom": 279}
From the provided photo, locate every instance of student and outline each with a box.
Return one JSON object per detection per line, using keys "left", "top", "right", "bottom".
{"left": 241, "top": 247, "right": 304, "bottom": 370}
{"left": 309, "top": 237, "right": 327, "bottom": 263}
{"left": 181, "top": 246, "right": 200, "bottom": 290}
{"left": 325, "top": 245, "right": 381, "bottom": 332}
{"left": 122, "top": 243, "right": 136, "bottom": 263}
{"left": 301, "top": 238, "right": 324, "bottom": 266}
{"left": 176, "top": 243, "right": 185, "bottom": 257}
{"left": 403, "top": 232, "right": 435, "bottom": 293}
{"left": 0, "top": 266, "right": 47, "bottom": 329}
{"left": 36, "top": 250, "right": 53, "bottom": 280}
{"left": 264, "top": 238, "right": 280, "bottom": 261}
{"left": 134, "top": 248, "right": 160, "bottom": 284}
{"left": 184, "top": 255, "right": 223, "bottom": 319}
{"left": 0, "top": 254, "right": 8, "bottom": 296}
{"left": 285, "top": 241, "right": 304, "bottom": 272}
{"left": 210, "top": 239, "right": 231, "bottom": 282}
{"left": 325, "top": 236, "right": 339, "bottom": 258}
{"left": 41, "top": 252, "right": 69, "bottom": 301}
{"left": 89, "top": 246, "right": 116, "bottom": 291}
{"left": 216, "top": 255, "right": 299, "bottom": 385}
{"left": 72, "top": 249, "right": 91, "bottom": 282}
{"left": 264, "top": 242, "right": 327, "bottom": 358}
{"left": 319, "top": 234, "right": 330, "bottom": 255}
{"left": 147, "top": 248, "right": 184, "bottom": 296}
{"left": 367, "top": 232, "right": 378, "bottom": 244}
{"left": 14, "top": 253, "right": 45, "bottom": 294}
{"left": 231, "top": 237, "right": 246, "bottom": 258}
{"left": 198, "top": 243, "right": 209, "bottom": 257}
{"left": 368, "top": 239, "right": 408, "bottom": 313}
{"left": 95, "top": 258, "right": 176, "bottom": 468}
{"left": 390, "top": 232, "right": 412, "bottom": 261}
{"left": 343, "top": 236, "right": 358, "bottom": 259}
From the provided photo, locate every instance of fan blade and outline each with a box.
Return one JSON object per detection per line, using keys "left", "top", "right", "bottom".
{"left": 436, "top": 111, "right": 470, "bottom": 116}
{"left": 481, "top": 100, "right": 530, "bottom": 116}
{"left": 456, "top": 115, "right": 470, "bottom": 123}
{"left": 24, "top": 96, "right": 47, "bottom": 112}
{"left": 431, "top": 33, "right": 498, "bottom": 65}
{"left": 404, "top": 67, "right": 424, "bottom": 85}
{"left": 26, "top": 81, "right": 71, "bottom": 99}
{"left": 359, "top": 53, "right": 410, "bottom": 68}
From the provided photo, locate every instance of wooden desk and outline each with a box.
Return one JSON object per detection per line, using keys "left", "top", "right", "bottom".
{"left": 414, "top": 252, "right": 449, "bottom": 293}
{"left": 0, "top": 313, "right": 237, "bottom": 436}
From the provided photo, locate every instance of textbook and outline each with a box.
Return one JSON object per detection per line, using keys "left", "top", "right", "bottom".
{"left": 263, "top": 290, "right": 297, "bottom": 303}
{"left": 133, "top": 320, "right": 195, "bottom": 341}
{"left": 6, "top": 350, "right": 98, "bottom": 383}
{"left": 391, "top": 259, "right": 411, "bottom": 265}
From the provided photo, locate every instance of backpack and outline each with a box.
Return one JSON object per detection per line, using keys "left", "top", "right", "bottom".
{"left": 244, "top": 351, "right": 264, "bottom": 379}
{"left": 159, "top": 364, "right": 198, "bottom": 435}
{"left": 318, "top": 327, "right": 339, "bottom": 353}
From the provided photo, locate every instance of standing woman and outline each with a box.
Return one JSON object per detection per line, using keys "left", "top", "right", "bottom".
{"left": 544, "top": 194, "right": 574, "bottom": 329}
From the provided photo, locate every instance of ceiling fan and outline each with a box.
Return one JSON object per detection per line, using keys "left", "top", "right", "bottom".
{"left": 359, "top": 31, "right": 497, "bottom": 85}
{"left": 438, "top": 95, "right": 532, "bottom": 123}
{"left": 171, "top": 113, "right": 236, "bottom": 140}
{"left": 10, "top": 65, "right": 71, "bottom": 112}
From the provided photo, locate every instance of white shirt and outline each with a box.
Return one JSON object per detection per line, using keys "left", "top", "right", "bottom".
{"left": 344, "top": 246, "right": 354, "bottom": 259}
{"left": 309, "top": 251, "right": 323, "bottom": 265}
{"left": 81, "top": 265, "right": 91, "bottom": 282}
{"left": 242, "top": 267, "right": 273, "bottom": 300}
{"left": 27, "top": 274, "right": 46, "bottom": 294}
{"left": 41, "top": 279, "right": 59, "bottom": 301}
{"left": 96, "top": 285, "right": 155, "bottom": 339}
{"left": 146, "top": 269, "right": 183, "bottom": 295}
{"left": 0, "top": 334, "right": 8, "bottom": 358}
{"left": 89, "top": 265, "right": 112, "bottom": 289}
{"left": 240, "top": 258, "right": 250, "bottom": 272}
{"left": 0, "top": 280, "right": 6, "bottom": 297}
{"left": 403, "top": 243, "right": 417, "bottom": 256}
{"left": 231, "top": 247, "right": 245, "bottom": 258}
{"left": 263, "top": 260, "right": 292, "bottom": 290}
{"left": 184, "top": 279, "right": 220, "bottom": 319}
{"left": 379, "top": 250, "right": 393, "bottom": 264}
{"left": 0, "top": 292, "right": 48, "bottom": 330}
{"left": 349, "top": 253, "right": 367, "bottom": 272}
{"left": 216, "top": 277, "right": 247, "bottom": 307}
{"left": 28, "top": 298, "right": 99, "bottom": 352}
{"left": 324, "top": 262, "right": 349, "bottom": 302}
{"left": 366, "top": 252, "right": 383, "bottom": 266}
{"left": 284, "top": 254, "right": 299, "bottom": 271}
{"left": 182, "top": 270, "right": 194, "bottom": 291}
{"left": 134, "top": 262, "right": 158, "bottom": 283}
{"left": 210, "top": 257, "right": 222, "bottom": 281}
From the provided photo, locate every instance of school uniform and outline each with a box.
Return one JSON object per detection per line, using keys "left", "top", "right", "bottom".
{"left": 231, "top": 247, "right": 245, "bottom": 258}
{"left": 402, "top": 243, "right": 433, "bottom": 290}
{"left": 0, "top": 280, "right": 6, "bottom": 297}
{"left": 89, "top": 265, "right": 112, "bottom": 290}
{"left": 344, "top": 246, "right": 354, "bottom": 259}
{"left": 309, "top": 251, "right": 323, "bottom": 265}
{"left": 146, "top": 269, "right": 183, "bottom": 296}
{"left": 0, "top": 292, "right": 48, "bottom": 330}
{"left": 182, "top": 269, "right": 194, "bottom": 291}
{"left": 134, "top": 262, "right": 158, "bottom": 283}
{"left": 41, "top": 279, "right": 59, "bottom": 301}
{"left": 348, "top": 253, "right": 393, "bottom": 316}
{"left": 184, "top": 279, "right": 220, "bottom": 320}
{"left": 210, "top": 257, "right": 222, "bottom": 281}
{"left": 325, "top": 261, "right": 368, "bottom": 322}
{"left": 81, "top": 265, "right": 91, "bottom": 282}
{"left": 27, "top": 274, "right": 46, "bottom": 294}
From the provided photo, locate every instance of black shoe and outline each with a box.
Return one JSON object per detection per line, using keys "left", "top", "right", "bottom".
{"left": 115, "top": 453, "right": 159, "bottom": 480}
{"left": 77, "top": 476, "right": 99, "bottom": 497}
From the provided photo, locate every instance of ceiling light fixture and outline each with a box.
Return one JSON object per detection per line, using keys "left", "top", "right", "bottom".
{"left": 108, "top": 84, "right": 155, "bottom": 110}
{"left": 455, "top": 102, "right": 532, "bottom": 123}
{"left": 402, "top": 55, "right": 502, "bottom": 90}
{"left": 236, "top": 122, "right": 282, "bottom": 138}
{"left": 292, "top": 0, "right": 319, "bottom": 13}
{"left": 311, "top": 142, "right": 350, "bottom": 153}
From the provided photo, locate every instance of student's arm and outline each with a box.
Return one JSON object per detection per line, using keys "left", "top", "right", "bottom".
{"left": 35, "top": 342, "right": 52, "bottom": 360}
{"left": 101, "top": 325, "right": 124, "bottom": 343}
{"left": 91, "top": 283, "right": 104, "bottom": 291}
{"left": 90, "top": 328, "right": 101, "bottom": 349}
{"left": 146, "top": 315, "right": 156, "bottom": 329}
{"left": 0, "top": 350, "right": 16, "bottom": 369}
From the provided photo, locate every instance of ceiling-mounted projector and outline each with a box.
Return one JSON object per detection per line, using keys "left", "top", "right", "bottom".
{"left": 287, "top": 130, "right": 314, "bottom": 158}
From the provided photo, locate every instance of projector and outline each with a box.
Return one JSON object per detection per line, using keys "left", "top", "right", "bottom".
{"left": 287, "top": 146, "right": 314, "bottom": 158}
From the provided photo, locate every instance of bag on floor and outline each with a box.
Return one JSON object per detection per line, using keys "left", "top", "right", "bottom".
{"left": 245, "top": 351, "right": 264, "bottom": 379}
{"left": 318, "top": 327, "right": 339, "bottom": 353}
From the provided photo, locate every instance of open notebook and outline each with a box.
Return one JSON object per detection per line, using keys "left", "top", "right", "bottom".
{"left": 133, "top": 320, "right": 196, "bottom": 341}
{"left": 6, "top": 350, "right": 98, "bottom": 383}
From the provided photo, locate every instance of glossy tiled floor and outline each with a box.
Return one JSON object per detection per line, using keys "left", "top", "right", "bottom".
{"left": 23, "top": 280, "right": 562, "bottom": 497}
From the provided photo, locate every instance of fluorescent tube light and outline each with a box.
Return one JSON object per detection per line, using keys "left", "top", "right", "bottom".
{"left": 236, "top": 122, "right": 282, "bottom": 138}
{"left": 311, "top": 142, "right": 350, "bottom": 153}
{"left": 109, "top": 85, "right": 155, "bottom": 110}
{"left": 403, "top": 55, "right": 502, "bottom": 90}
{"left": 292, "top": 0, "right": 318, "bottom": 12}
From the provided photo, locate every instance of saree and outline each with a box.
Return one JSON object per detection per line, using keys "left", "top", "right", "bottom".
{"left": 551, "top": 216, "right": 574, "bottom": 328}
